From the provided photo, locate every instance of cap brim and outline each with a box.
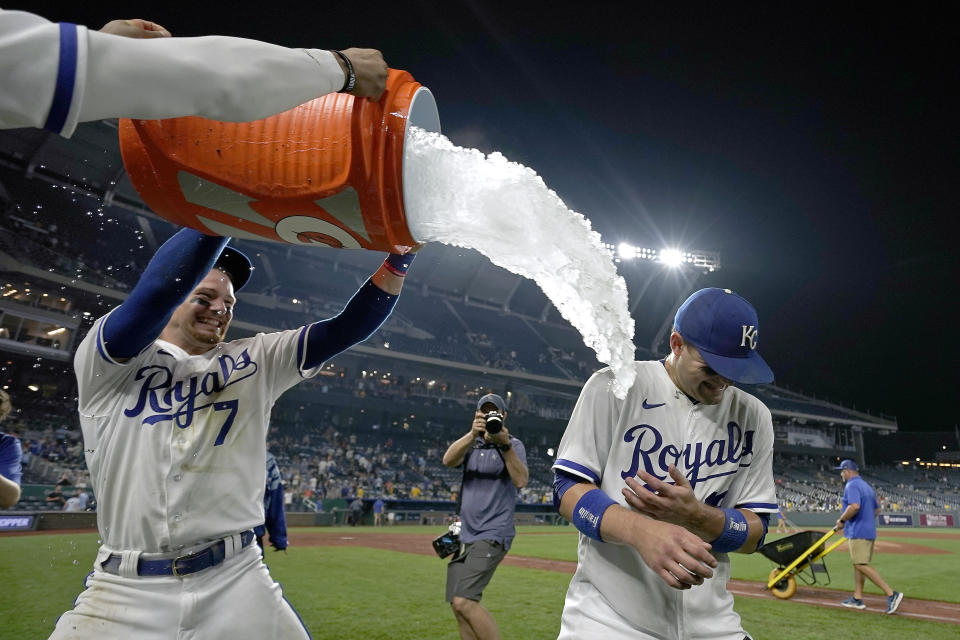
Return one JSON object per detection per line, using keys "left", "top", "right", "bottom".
{"left": 697, "top": 348, "right": 774, "bottom": 385}
{"left": 215, "top": 246, "right": 253, "bottom": 291}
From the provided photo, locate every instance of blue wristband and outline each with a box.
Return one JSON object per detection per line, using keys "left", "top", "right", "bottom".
{"left": 711, "top": 508, "right": 749, "bottom": 552}
{"left": 383, "top": 252, "right": 415, "bottom": 277}
{"left": 572, "top": 489, "right": 616, "bottom": 542}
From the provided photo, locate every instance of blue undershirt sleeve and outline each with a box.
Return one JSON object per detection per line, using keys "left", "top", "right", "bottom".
{"left": 101, "top": 229, "right": 229, "bottom": 359}
{"left": 302, "top": 279, "right": 398, "bottom": 368}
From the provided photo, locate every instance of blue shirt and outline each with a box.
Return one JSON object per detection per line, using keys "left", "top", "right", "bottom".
{"left": 842, "top": 475, "right": 878, "bottom": 540}
{"left": 0, "top": 434, "right": 23, "bottom": 485}
{"left": 459, "top": 437, "right": 526, "bottom": 550}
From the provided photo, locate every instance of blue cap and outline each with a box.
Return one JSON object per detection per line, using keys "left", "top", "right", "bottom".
{"left": 477, "top": 393, "right": 506, "bottom": 412}
{"left": 674, "top": 288, "right": 774, "bottom": 385}
{"left": 834, "top": 459, "right": 858, "bottom": 471}
{"left": 214, "top": 246, "right": 253, "bottom": 291}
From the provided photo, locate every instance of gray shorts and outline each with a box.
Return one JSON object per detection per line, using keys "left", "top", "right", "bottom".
{"left": 445, "top": 539, "right": 507, "bottom": 602}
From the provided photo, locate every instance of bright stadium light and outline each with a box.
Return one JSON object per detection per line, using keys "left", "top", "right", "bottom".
{"left": 604, "top": 241, "right": 721, "bottom": 271}
{"left": 659, "top": 248, "right": 684, "bottom": 268}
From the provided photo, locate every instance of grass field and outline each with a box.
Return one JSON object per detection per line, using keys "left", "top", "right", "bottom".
{"left": 1, "top": 526, "right": 957, "bottom": 639}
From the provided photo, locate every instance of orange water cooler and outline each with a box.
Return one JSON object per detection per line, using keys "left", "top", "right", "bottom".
{"left": 118, "top": 69, "right": 439, "bottom": 253}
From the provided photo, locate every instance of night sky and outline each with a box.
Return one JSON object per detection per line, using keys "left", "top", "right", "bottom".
{"left": 13, "top": 3, "right": 959, "bottom": 433}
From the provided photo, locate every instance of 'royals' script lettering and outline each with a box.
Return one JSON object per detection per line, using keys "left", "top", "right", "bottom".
{"left": 620, "top": 421, "right": 755, "bottom": 487}
{"left": 124, "top": 349, "right": 259, "bottom": 427}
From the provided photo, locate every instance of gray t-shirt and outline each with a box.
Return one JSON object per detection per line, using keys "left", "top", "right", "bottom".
{"left": 459, "top": 436, "right": 526, "bottom": 550}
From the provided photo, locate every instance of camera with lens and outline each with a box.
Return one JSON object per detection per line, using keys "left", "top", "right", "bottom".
{"left": 432, "top": 521, "right": 462, "bottom": 558}
{"left": 484, "top": 411, "right": 504, "bottom": 434}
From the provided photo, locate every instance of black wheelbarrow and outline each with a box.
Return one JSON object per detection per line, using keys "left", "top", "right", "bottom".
{"left": 760, "top": 528, "right": 846, "bottom": 599}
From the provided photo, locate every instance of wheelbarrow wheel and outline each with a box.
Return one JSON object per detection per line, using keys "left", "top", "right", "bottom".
{"left": 769, "top": 568, "right": 797, "bottom": 599}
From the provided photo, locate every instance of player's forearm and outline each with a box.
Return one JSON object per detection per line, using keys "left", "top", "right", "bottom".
{"left": 80, "top": 32, "right": 344, "bottom": 125}
{"left": 559, "top": 482, "right": 645, "bottom": 546}
{"left": 0, "top": 475, "right": 21, "bottom": 508}
{"left": 371, "top": 263, "right": 406, "bottom": 296}
{"left": 689, "top": 505, "right": 765, "bottom": 553}
{"left": 442, "top": 432, "right": 475, "bottom": 467}
{"left": 301, "top": 280, "right": 397, "bottom": 368}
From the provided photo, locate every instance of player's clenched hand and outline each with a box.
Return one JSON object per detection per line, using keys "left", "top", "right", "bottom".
{"left": 629, "top": 517, "right": 716, "bottom": 590}
{"left": 338, "top": 48, "right": 389, "bottom": 100}
{"left": 100, "top": 19, "right": 172, "bottom": 39}
{"left": 623, "top": 465, "right": 704, "bottom": 529}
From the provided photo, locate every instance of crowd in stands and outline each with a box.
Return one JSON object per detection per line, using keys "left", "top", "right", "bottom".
{"left": 9, "top": 414, "right": 960, "bottom": 519}
{"left": 774, "top": 453, "right": 960, "bottom": 514}
{"left": 268, "top": 422, "right": 555, "bottom": 513}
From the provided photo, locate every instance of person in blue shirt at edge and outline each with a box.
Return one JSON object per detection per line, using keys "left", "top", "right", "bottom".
{"left": 835, "top": 459, "right": 904, "bottom": 614}
{"left": 441, "top": 393, "right": 529, "bottom": 640}
{"left": 0, "top": 389, "right": 23, "bottom": 508}
{"left": 255, "top": 451, "right": 287, "bottom": 552}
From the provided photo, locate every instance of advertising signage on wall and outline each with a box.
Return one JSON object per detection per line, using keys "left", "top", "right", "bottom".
{"left": 919, "top": 513, "right": 955, "bottom": 527}
{"left": 878, "top": 513, "right": 913, "bottom": 526}
{"left": 0, "top": 514, "right": 36, "bottom": 531}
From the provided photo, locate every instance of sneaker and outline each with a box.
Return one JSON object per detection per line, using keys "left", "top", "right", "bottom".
{"left": 885, "top": 591, "right": 904, "bottom": 614}
{"left": 841, "top": 596, "right": 866, "bottom": 610}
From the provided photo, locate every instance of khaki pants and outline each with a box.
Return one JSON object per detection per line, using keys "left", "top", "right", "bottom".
{"left": 848, "top": 538, "right": 875, "bottom": 564}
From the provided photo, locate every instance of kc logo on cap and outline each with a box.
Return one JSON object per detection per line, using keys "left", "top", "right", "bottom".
{"left": 674, "top": 288, "right": 774, "bottom": 385}
{"left": 741, "top": 325, "right": 758, "bottom": 350}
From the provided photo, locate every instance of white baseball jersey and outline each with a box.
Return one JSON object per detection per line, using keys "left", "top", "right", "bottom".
{"left": 0, "top": 8, "right": 343, "bottom": 137}
{"left": 553, "top": 361, "right": 777, "bottom": 640}
{"left": 75, "top": 309, "right": 321, "bottom": 553}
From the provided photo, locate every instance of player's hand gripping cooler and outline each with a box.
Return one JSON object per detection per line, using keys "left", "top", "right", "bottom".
{"left": 118, "top": 69, "right": 439, "bottom": 254}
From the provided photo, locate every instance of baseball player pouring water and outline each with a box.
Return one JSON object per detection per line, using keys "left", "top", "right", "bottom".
{"left": 553, "top": 288, "right": 778, "bottom": 640}
{"left": 49, "top": 227, "right": 417, "bottom": 639}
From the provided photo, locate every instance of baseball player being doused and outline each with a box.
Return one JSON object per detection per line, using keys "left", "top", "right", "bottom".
{"left": 553, "top": 288, "right": 778, "bottom": 640}
{"left": 50, "top": 228, "right": 419, "bottom": 639}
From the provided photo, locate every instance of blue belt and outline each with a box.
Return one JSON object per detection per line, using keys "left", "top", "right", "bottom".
{"left": 101, "top": 530, "right": 255, "bottom": 577}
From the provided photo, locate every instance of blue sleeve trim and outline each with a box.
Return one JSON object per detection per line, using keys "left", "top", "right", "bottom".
{"left": 296, "top": 325, "right": 308, "bottom": 377}
{"left": 552, "top": 459, "right": 600, "bottom": 484}
{"left": 736, "top": 502, "right": 779, "bottom": 511}
{"left": 44, "top": 23, "right": 78, "bottom": 134}
{"left": 553, "top": 469, "right": 586, "bottom": 510}
{"left": 755, "top": 512, "right": 770, "bottom": 551}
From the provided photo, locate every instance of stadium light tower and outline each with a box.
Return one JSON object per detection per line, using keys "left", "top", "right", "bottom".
{"left": 604, "top": 239, "right": 723, "bottom": 355}
{"left": 604, "top": 242, "right": 721, "bottom": 272}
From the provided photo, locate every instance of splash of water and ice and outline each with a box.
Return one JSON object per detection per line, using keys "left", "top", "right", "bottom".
{"left": 403, "top": 127, "right": 636, "bottom": 397}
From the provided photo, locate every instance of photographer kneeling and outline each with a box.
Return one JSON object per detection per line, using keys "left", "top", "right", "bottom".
{"left": 442, "top": 393, "right": 528, "bottom": 640}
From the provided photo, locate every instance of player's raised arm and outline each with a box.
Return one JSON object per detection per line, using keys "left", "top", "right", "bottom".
{"left": 555, "top": 473, "right": 717, "bottom": 590}
{"left": 299, "top": 249, "right": 420, "bottom": 369}
{"left": 99, "top": 229, "right": 229, "bottom": 362}
{"left": 0, "top": 8, "right": 388, "bottom": 137}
